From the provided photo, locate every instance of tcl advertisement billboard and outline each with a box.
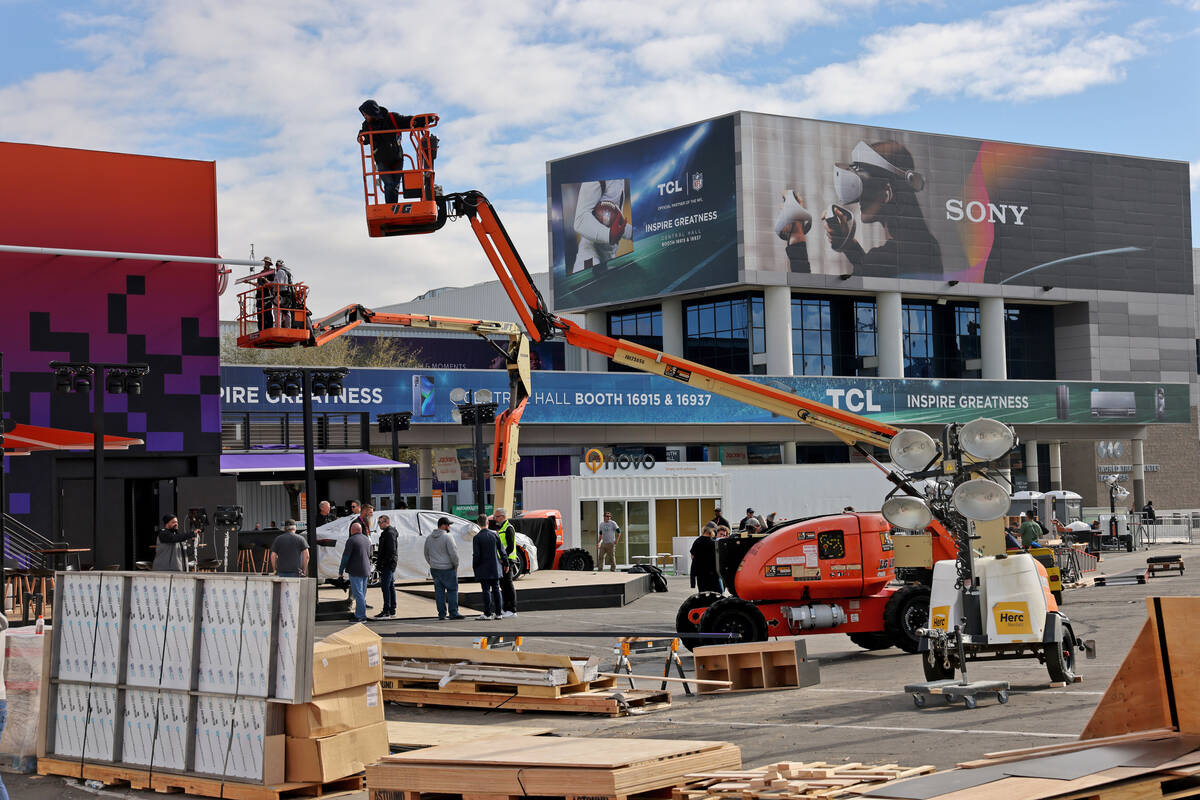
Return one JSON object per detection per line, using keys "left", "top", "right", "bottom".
{"left": 547, "top": 115, "right": 738, "bottom": 311}
{"left": 741, "top": 112, "right": 1192, "bottom": 292}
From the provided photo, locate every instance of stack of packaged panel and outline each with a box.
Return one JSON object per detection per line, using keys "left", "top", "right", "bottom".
{"left": 41, "top": 571, "right": 316, "bottom": 788}
{"left": 284, "top": 624, "right": 389, "bottom": 784}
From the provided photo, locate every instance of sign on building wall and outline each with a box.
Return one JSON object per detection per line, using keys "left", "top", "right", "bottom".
{"left": 741, "top": 113, "right": 1192, "bottom": 291}
{"left": 221, "top": 366, "right": 1190, "bottom": 426}
{"left": 547, "top": 115, "right": 738, "bottom": 311}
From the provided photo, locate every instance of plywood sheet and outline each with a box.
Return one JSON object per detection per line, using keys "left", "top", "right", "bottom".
{"left": 386, "top": 721, "right": 554, "bottom": 748}
{"left": 1080, "top": 618, "right": 1172, "bottom": 739}
{"left": 383, "top": 734, "right": 730, "bottom": 768}
{"left": 1157, "top": 597, "right": 1200, "bottom": 735}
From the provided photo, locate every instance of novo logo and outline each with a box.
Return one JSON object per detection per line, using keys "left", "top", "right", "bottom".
{"left": 583, "top": 449, "right": 656, "bottom": 473}
{"left": 945, "top": 199, "right": 1029, "bottom": 226}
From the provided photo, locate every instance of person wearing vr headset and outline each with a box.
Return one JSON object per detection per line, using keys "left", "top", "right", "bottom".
{"left": 775, "top": 140, "right": 941, "bottom": 276}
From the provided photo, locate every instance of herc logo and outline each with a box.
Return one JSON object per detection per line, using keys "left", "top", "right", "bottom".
{"left": 930, "top": 605, "right": 949, "bottom": 631}
{"left": 992, "top": 602, "right": 1033, "bottom": 634}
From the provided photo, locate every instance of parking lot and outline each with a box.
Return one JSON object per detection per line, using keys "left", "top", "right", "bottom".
{"left": 14, "top": 543, "right": 1196, "bottom": 799}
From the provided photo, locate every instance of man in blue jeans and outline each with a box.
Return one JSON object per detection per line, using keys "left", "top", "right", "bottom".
{"left": 338, "top": 521, "right": 372, "bottom": 622}
{"left": 423, "top": 517, "right": 464, "bottom": 620}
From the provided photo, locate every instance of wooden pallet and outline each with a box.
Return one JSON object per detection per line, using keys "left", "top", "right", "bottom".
{"left": 37, "top": 756, "right": 365, "bottom": 799}
{"left": 672, "top": 761, "right": 936, "bottom": 799}
{"left": 369, "top": 789, "right": 675, "bottom": 800}
{"left": 382, "top": 674, "right": 617, "bottom": 698}
{"left": 382, "top": 684, "right": 669, "bottom": 716}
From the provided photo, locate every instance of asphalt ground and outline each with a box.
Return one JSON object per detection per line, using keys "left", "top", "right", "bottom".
{"left": 14, "top": 542, "right": 1197, "bottom": 799}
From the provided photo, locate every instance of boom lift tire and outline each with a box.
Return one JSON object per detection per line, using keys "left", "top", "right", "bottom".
{"left": 558, "top": 547, "right": 594, "bottom": 571}
{"left": 1045, "top": 621, "right": 1078, "bottom": 684}
{"left": 883, "top": 583, "right": 931, "bottom": 653}
{"left": 849, "top": 632, "right": 894, "bottom": 651}
{"left": 699, "top": 596, "right": 769, "bottom": 646}
{"left": 675, "top": 591, "right": 724, "bottom": 651}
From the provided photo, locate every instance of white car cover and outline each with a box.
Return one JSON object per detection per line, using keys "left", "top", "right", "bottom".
{"left": 316, "top": 509, "right": 538, "bottom": 581}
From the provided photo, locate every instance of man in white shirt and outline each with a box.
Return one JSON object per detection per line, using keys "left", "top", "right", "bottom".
{"left": 596, "top": 511, "right": 621, "bottom": 572}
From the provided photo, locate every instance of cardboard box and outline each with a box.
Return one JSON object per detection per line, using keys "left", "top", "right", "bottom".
{"left": 285, "top": 721, "right": 389, "bottom": 783}
{"left": 311, "top": 624, "right": 382, "bottom": 696}
{"left": 286, "top": 683, "right": 383, "bottom": 739}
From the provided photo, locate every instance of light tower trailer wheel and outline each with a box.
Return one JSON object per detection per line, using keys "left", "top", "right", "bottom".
{"left": 904, "top": 678, "right": 1010, "bottom": 709}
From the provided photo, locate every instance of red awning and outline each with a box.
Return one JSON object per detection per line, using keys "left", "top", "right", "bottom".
{"left": 2, "top": 423, "right": 143, "bottom": 453}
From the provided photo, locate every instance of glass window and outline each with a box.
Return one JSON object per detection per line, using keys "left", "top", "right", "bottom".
{"left": 792, "top": 297, "right": 833, "bottom": 376}
{"left": 1005, "top": 305, "right": 1055, "bottom": 379}
{"left": 954, "top": 305, "right": 981, "bottom": 378}
{"left": 684, "top": 293, "right": 764, "bottom": 374}
{"left": 903, "top": 303, "right": 934, "bottom": 377}
{"left": 608, "top": 305, "right": 663, "bottom": 373}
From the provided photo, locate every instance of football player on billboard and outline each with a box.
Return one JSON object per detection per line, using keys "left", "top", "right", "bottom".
{"left": 572, "top": 179, "right": 632, "bottom": 273}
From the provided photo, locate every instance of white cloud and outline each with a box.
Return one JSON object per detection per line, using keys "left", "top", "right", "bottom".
{"left": 0, "top": 0, "right": 1160, "bottom": 320}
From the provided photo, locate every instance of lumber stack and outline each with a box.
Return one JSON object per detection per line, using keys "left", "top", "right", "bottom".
{"left": 673, "top": 761, "right": 935, "bottom": 800}
{"left": 380, "top": 641, "right": 670, "bottom": 715}
{"left": 367, "top": 734, "right": 742, "bottom": 800}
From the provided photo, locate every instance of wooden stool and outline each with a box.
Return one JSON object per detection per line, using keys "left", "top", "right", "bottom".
{"left": 4, "top": 568, "right": 28, "bottom": 614}
{"left": 236, "top": 544, "right": 258, "bottom": 573}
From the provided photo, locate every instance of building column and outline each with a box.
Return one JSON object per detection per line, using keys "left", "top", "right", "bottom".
{"left": 763, "top": 286, "right": 793, "bottom": 375}
{"left": 1024, "top": 440, "right": 1039, "bottom": 492}
{"left": 1131, "top": 439, "right": 1146, "bottom": 512}
{"left": 584, "top": 310, "right": 608, "bottom": 372}
{"left": 781, "top": 442, "right": 797, "bottom": 464}
{"left": 418, "top": 448, "right": 433, "bottom": 501}
{"left": 661, "top": 296, "right": 683, "bottom": 357}
{"left": 876, "top": 291, "right": 903, "bottom": 378}
{"left": 980, "top": 296, "right": 1007, "bottom": 380}
{"left": 1048, "top": 441, "right": 1063, "bottom": 491}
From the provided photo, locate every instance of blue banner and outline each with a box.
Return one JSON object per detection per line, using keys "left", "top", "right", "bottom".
{"left": 220, "top": 366, "right": 1188, "bottom": 426}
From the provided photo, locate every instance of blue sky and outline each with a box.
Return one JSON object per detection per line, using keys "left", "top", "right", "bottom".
{"left": 1, "top": 0, "right": 1197, "bottom": 317}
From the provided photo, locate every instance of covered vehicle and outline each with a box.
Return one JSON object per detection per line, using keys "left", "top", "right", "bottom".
{"left": 316, "top": 509, "right": 537, "bottom": 581}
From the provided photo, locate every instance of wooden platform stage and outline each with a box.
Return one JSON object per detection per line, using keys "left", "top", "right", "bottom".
{"left": 399, "top": 570, "right": 653, "bottom": 613}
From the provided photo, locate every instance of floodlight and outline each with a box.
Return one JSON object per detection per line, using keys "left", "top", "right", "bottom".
{"left": 124, "top": 371, "right": 144, "bottom": 395}
{"left": 54, "top": 368, "right": 74, "bottom": 393}
{"left": 475, "top": 389, "right": 493, "bottom": 404}
{"left": 959, "top": 418, "right": 1015, "bottom": 461}
{"left": 881, "top": 496, "right": 933, "bottom": 530}
{"left": 449, "top": 387, "right": 468, "bottom": 404}
{"left": 106, "top": 371, "right": 127, "bottom": 395}
{"left": 951, "top": 478, "right": 1010, "bottom": 521}
{"left": 326, "top": 374, "right": 344, "bottom": 396}
{"left": 265, "top": 374, "right": 283, "bottom": 400}
{"left": 888, "top": 429, "right": 939, "bottom": 472}
{"left": 310, "top": 375, "right": 327, "bottom": 397}
{"left": 283, "top": 373, "right": 302, "bottom": 398}
{"left": 73, "top": 369, "right": 93, "bottom": 393}
{"left": 450, "top": 407, "right": 463, "bottom": 424}
{"left": 477, "top": 402, "right": 497, "bottom": 424}
{"left": 378, "top": 414, "right": 392, "bottom": 433}
{"left": 1113, "top": 486, "right": 1130, "bottom": 500}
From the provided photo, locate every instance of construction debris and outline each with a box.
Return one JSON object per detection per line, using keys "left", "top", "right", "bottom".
{"left": 673, "top": 761, "right": 935, "bottom": 799}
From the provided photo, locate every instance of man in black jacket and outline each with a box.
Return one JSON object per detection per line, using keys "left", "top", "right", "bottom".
{"left": 152, "top": 514, "right": 199, "bottom": 572}
{"left": 359, "top": 100, "right": 409, "bottom": 203}
{"left": 689, "top": 526, "right": 721, "bottom": 594}
{"left": 374, "top": 515, "right": 399, "bottom": 619}
{"left": 338, "top": 522, "right": 372, "bottom": 622}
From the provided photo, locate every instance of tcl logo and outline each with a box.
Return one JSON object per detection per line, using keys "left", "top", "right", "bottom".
{"left": 945, "top": 199, "right": 1029, "bottom": 225}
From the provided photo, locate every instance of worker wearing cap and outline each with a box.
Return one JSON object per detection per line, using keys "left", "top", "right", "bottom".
{"left": 491, "top": 508, "right": 519, "bottom": 618}
{"left": 738, "top": 508, "right": 761, "bottom": 532}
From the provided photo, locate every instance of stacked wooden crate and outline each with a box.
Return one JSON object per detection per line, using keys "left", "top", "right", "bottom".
{"left": 693, "top": 639, "right": 820, "bottom": 693}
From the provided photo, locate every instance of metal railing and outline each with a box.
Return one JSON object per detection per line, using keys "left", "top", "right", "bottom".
{"left": 221, "top": 411, "right": 370, "bottom": 452}
{"left": 3, "top": 513, "right": 54, "bottom": 569}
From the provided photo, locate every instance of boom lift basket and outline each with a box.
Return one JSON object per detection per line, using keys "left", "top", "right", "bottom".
{"left": 358, "top": 112, "right": 445, "bottom": 237}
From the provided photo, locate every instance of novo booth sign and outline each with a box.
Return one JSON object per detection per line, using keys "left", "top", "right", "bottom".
{"left": 220, "top": 366, "right": 1189, "bottom": 426}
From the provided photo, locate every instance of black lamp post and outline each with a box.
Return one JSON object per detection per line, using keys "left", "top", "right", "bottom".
{"left": 378, "top": 412, "right": 412, "bottom": 508}
{"left": 264, "top": 366, "right": 348, "bottom": 576}
{"left": 50, "top": 361, "right": 149, "bottom": 568}
{"left": 451, "top": 390, "right": 497, "bottom": 517}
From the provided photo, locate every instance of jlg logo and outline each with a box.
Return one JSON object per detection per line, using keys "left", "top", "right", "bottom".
{"left": 992, "top": 602, "right": 1033, "bottom": 634}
